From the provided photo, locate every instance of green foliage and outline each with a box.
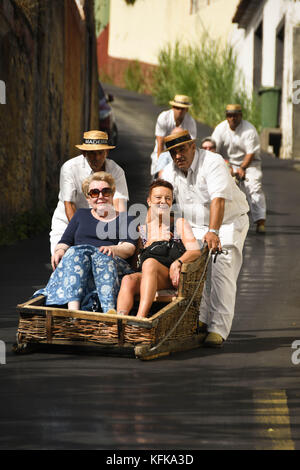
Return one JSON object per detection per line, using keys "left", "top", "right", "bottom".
{"left": 0, "top": 207, "right": 52, "bottom": 246}
{"left": 152, "top": 38, "right": 262, "bottom": 132}
{"left": 123, "top": 60, "right": 145, "bottom": 93}
{"left": 94, "top": 0, "right": 110, "bottom": 36}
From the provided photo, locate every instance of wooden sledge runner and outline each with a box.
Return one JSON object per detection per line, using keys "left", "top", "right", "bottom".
{"left": 14, "top": 246, "right": 210, "bottom": 360}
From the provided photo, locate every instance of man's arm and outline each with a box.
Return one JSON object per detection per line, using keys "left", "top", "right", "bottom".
{"left": 203, "top": 197, "right": 225, "bottom": 252}
{"left": 64, "top": 201, "right": 76, "bottom": 221}
{"left": 113, "top": 198, "right": 127, "bottom": 213}
{"left": 156, "top": 136, "right": 165, "bottom": 159}
{"left": 236, "top": 153, "right": 255, "bottom": 179}
{"left": 60, "top": 162, "right": 77, "bottom": 221}
{"left": 108, "top": 163, "right": 129, "bottom": 212}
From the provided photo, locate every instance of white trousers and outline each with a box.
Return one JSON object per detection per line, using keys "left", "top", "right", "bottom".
{"left": 232, "top": 163, "right": 266, "bottom": 223}
{"left": 151, "top": 150, "right": 172, "bottom": 175}
{"left": 150, "top": 151, "right": 158, "bottom": 176}
{"left": 198, "top": 215, "right": 249, "bottom": 340}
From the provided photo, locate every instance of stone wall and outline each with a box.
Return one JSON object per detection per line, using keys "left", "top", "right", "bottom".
{"left": 0, "top": 0, "right": 99, "bottom": 231}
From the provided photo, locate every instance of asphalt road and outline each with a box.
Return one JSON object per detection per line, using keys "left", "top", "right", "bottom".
{"left": 0, "top": 84, "right": 300, "bottom": 451}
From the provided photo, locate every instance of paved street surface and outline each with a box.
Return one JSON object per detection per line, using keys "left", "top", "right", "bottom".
{"left": 0, "top": 84, "right": 300, "bottom": 451}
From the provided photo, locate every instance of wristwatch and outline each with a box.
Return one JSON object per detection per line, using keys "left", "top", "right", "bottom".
{"left": 208, "top": 229, "right": 219, "bottom": 236}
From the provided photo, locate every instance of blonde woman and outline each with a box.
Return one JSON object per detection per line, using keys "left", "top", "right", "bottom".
{"left": 35, "top": 172, "right": 137, "bottom": 313}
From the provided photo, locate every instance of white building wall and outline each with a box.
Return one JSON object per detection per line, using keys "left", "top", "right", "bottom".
{"left": 230, "top": 25, "right": 254, "bottom": 93}
{"left": 230, "top": 0, "right": 300, "bottom": 159}
{"left": 261, "top": 0, "right": 282, "bottom": 87}
{"left": 281, "top": 3, "right": 300, "bottom": 159}
{"left": 109, "top": 0, "right": 240, "bottom": 64}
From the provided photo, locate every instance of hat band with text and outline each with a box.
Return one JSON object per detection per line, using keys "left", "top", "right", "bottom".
{"left": 165, "top": 134, "right": 192, "bottom": 149}
{"left": 83, "top": 138, "right": 108, "bottom": 145}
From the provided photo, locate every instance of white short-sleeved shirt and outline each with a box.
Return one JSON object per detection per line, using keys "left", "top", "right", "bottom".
{"left": 58, "top": 155, "right": 128, "bottom": 207}
{"left": 51, "top": 155, "right": 129, "bottom": 227}
{"left": 211, "top": 119, "right": 261, "bottom": 166}
{"left": 162, "top": 148, "right": 249, "bottom": 243}
{"left": 154, "top": 109, "right": 197, "bottom": 152}
{"left": 150, "top": 109, "right": 197, "bottom": 174}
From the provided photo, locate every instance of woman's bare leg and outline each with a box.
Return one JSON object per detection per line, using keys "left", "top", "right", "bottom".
{"left": 68, "top": 300, "right": 80, "bottom": 310}
{"left": 137, "top": 258, "right": 172, "bottom": 318}
{"left": 117, "top": 273, "right": 142, "bottom": 315}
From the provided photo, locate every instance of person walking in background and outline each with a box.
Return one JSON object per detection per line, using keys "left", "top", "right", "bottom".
{"left": 161, "top": 130, "right": 249, "bottom": 348}
{"left": 49, "top": 130, "right": 129, "bottom": 254}
{"left": 201, "top": 136, "right": 233, "bottom": 173}
{"left": 201, "top": 137, "right": 217, "bottom": 152}
{"left": 150, "top": 94, "right": 197, "bottom": 177}
{"left": 211, "top": 104, "right": 267, "bottom": 234}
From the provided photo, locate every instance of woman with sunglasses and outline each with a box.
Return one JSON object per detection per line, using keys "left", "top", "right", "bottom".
{"left": 34, "top": 172, "right": 137, "bottom": 313}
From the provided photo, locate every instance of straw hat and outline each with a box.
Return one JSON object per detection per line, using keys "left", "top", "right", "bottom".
{"left": 75, "top": 130, "right": 116, "bottom": 151}
{"left": 225, "top": 104, "right": 242, "bottom": 114}
{"left": 169, "top": 94, "right": 192, "bottom": 108}
{"left": 164, "top": 130, "right": 196, "bottom": 152}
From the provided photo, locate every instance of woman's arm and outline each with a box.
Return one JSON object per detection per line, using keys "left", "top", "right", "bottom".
{"left": 99, "top": 242, "right": 136, "bottom": 259}
{"left": 51, "top": 243, "right": 70, "bottom": 270}
{"left": 175, "top": 217, "right": 201, "bottom": 261}
{"left": 169, "top": 218, "right": 201, "bottom": 288}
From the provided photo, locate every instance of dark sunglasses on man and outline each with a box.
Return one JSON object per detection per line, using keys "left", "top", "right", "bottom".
{"left": 88, "top": 188, "right": 113, "bottom": 198}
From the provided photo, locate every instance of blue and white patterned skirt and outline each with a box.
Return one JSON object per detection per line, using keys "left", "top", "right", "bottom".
{"left": 34, "top": 245, "right": 134, "bottom": 312}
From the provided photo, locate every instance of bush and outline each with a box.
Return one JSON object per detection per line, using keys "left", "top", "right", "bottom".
{"left": 123, "top": 60, "right": 145, "bottom": 93}
{"left": 152, "top": 38, "right": 261, "bottom": 132}
{"left": 0, "top": 207, "right": 52, "bottom": 246}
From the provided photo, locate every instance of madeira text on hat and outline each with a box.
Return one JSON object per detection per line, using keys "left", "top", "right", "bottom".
{"left": 164, "top": 130, "right": 196, "bottom": 152}
{"left": 75, "top": 130, "right": 116, "bottom": 151}
{"left": 226, "top": 104, "right": 242, "bottom": 114}
{"left": 169, "top": 94, "right": 192, "bottom": 108}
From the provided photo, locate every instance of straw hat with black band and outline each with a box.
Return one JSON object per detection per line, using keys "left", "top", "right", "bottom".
{"left": 225, "top": 104, "right": 242, "bottom": 115}
{"left": 169, "top": 95, "right": 192, "bottom": 109}
{"left": 75, "top": 130, "right": 116, "bottom": 151}
{"left": 164, "top": 130, "right": 196, "bottom": 152}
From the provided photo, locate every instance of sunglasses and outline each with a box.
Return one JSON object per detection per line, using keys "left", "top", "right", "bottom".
{"left": 88, "top": 187, "right": 113, "bottom": 198}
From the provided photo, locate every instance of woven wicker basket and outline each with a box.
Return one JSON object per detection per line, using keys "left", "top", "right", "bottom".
{"left": 14, "top": 246, "right": 210, "bottom": 360}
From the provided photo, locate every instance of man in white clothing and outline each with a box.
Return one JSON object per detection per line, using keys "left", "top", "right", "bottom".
{"left": 49, "top": 130, "right": 129, "bottom": 254}
{"left": 161, "top": 130, "right": 249, "bottom": 347}
{"left": 150, "top": 94, "right": 197, "bottom": 176}
{"left": 212, "top": 104, "right": 266, "bottom": 233}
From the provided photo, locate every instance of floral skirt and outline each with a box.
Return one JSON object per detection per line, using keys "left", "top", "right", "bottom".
{"left": 34, "top": 245, "right": 134, "bottom": 312}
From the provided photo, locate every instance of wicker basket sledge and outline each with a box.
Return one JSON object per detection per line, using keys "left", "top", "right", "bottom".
{"left": 14, "top": 246, "right": 210, "bottom": 360}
